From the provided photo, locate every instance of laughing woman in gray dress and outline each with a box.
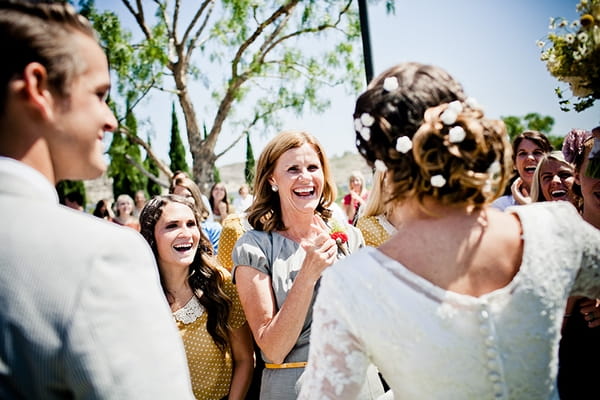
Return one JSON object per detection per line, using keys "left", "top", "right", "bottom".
{"left": 232, "top": 130, "right": 383, "bottom": 400}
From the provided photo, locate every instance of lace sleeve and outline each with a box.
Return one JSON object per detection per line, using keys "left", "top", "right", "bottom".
{"left": 299, "top": 270, "right": 369, "bottom": 399}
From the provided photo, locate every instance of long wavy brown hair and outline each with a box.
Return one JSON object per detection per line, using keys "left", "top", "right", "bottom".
{"left": 139, "top": 194, "right": 232, "bottom": 351}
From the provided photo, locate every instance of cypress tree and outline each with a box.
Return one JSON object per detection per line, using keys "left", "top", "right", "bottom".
{"left": 169, "top": 102, "right": 190, "bottom": 175}
{"left": 145, "top": 137, "right": 163, "bottom": 197}
{"left": 244, "top": 132, "right": 255, "bottom": 187}
{"left": 108, "top": 93, "right": 147, "bottom": 197}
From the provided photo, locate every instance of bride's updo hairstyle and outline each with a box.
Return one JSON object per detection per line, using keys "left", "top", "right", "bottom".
{"left": 353, "top": 62, "right": 512, "bottom": 209}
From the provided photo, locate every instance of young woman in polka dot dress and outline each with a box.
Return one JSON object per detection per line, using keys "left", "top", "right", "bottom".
{"left": 140, "top": 195, "right": 254, "bottom": 399}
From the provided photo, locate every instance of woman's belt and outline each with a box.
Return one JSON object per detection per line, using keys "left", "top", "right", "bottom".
{"left": 264, "top": 361, "right": 307, "bottom": 369}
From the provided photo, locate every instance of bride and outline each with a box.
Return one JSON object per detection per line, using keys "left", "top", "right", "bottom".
{"left": 299, "top": 62, "right": 600, "bottom": 399}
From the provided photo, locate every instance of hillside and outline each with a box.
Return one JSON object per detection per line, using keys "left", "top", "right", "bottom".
{"left": 219, "top": 151, "right": 373, "bottom": 198}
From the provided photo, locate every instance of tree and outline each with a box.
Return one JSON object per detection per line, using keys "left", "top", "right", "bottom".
{"left": 169, "top": 102, "right": 190, "bottom": 175}
{"left": 501, "top": 113, "right": 564, "bottom": 149}
{"left": 145, "top": 137, "right": 164, "bottom": 197}
{"left": 82, "top": 0, "right": 372, "bottom": 188}
{"left": 108, "top": 94, "right": 148, "bottom": 197}
{"left": 244, "top": 132, "right": 255, "bottom": 187}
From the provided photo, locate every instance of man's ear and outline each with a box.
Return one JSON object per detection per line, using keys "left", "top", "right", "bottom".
{"left": 19, "top": 62, "right": 55, "bottom": 120}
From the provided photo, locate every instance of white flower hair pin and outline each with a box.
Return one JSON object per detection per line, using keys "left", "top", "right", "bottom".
{"left": 374, "top": 159, "right": 387, "bottom": 172}
{"left": 383, "top": 76, "right": 399, "bottom": 92}
{"left": 396, "top": 136, "right": 413, "bottom": 154}
{"left": 440, "top": 101, "right": 463, "bottom": 125}
{"left": 448, "top": 126, "right": 466, "bottom": 143}
{"left": 354, "top": 113, "right": 375, "bottom": 141}
{"left": 430, "top": 174, "right": 446, "bottom": 188}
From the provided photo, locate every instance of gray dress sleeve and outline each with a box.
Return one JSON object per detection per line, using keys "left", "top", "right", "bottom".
{"left": 231, "top": 230, "right": 273, "bottom": 281}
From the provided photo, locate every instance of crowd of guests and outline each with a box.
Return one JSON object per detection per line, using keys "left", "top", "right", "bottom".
{"left": 2, "top": 2, "right": 600, "bottom": 400}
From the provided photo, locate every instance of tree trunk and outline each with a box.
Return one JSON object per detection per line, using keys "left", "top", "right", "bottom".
{"left": 192, "top": 147, "right": 217, "bottom": 194}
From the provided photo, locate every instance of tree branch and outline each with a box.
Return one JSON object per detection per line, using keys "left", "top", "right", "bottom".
{"left": 121, "top": 0, "right": 153, "bottom": 39}
{"left": 181, "top": 0, "right": 213, "bottom": 53}
{"left": 117, "top": 126, "right": 172, "bottom": 179}
{"left": 124, "top": 154, "right": 170, "bottom": 188}
{"left": 185, "top": 2, "right": 215, "bottom": 64}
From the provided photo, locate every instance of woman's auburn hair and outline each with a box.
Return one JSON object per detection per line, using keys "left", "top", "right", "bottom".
{"left": 139, "top": 194, "right": 232, "bottom": 351}
{"left": 246, "top": 130, "right": 336, "bottom": 232}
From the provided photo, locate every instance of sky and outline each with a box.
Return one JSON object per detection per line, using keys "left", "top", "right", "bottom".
{"left": 100, "top": 0, "right": 600, "bottom": 168}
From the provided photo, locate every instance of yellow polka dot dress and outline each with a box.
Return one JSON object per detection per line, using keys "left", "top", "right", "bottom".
{"left": 173, "top": 267, "right": 246, "bottom": 399}
{"left": 217, "top": 214, "right": 250, "bottom": 271}
{"left": 355, "top": 214, "right": 397, "bottom": 247}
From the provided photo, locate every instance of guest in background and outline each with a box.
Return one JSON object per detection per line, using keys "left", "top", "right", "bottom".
{"left": 64, "top": 191, "right": 84, "bottom": 211}
{"left": 233, "top": 183, "right": 254, "bottom": 213}
{"left": 170, "top": 175, "right": 222, "bottom": 254}
{"left": 133, "top": 189, "right": 147, "bottom": 217}
{"left": 173, "top": 170, "right": 214, "bottom": 222}
{"left": 342, "top": 170, "right": 369, "bottom": 224}
{"left": 93, "top": 198, "right": 115, "bottom": 221}
{"left": 232, "top": 130, "right": 383, "bottom": 400}
{"left": 491, "top": 130, "right": 552, "bottom": 210}
{"left": 299, "top": 62, "right": 600, "bottom": 399}
{"left": 140, "top": 195, "right": 254, "bottom": 400}
{"left": 530, "top": 151, "right": 577, "bottom": 206}
{"left": 558, "top": 127, "right": 600, "bottom": 400}
{"left": 113, "top": 193, "right": 141, "bottom": 231}
{"left": 355, "top": 169, "right": 401, "bottom": 247}
{"left": 210, "top": 182, "right": 232, "bottom": 224}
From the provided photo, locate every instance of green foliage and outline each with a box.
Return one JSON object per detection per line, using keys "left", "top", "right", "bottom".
{"left": 169, "top": 102, "right": 190, "bottom": 175}
{"left": 213, "top": 165, "right": 221, "bottom": 184}
{"left": 501, "top": 113, "right": 564, "bottom": 149}
{"left": 56, "top": 180, "right": 86, "bottom": 208}
{"left": 145, "top": 137, "right": 163, "bottom": 197}
{"left": 108, "top": 96, "right": 148, "bottom": 198}
{"left": 539, "top": 0, "right": 600, "bottom": 111}
{"left": 86, "top": 0, "right": 373, "bottom": 188}
{"left": 244, "top": 133, "right": 255, "bottom": 186}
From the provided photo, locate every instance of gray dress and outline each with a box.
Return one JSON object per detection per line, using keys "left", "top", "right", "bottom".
{"left": 233, "top": 224, "right": 380, "bottom": 400}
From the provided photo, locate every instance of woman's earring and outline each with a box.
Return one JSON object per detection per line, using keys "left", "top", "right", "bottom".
{"left": 271, "top": 184, "right": 279, "bottom": 192}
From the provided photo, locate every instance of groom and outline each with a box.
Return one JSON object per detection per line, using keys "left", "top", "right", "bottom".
{"left": 0, "top": 1, "right": 193, "bottom": 398}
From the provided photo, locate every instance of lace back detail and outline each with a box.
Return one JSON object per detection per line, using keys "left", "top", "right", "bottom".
{"left": 173, "top": 296, "right": 205, "bottom": 324}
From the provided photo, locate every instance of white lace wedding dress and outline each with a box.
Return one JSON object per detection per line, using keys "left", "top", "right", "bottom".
{"left": 299, "top": 202, "right": 600, "bottom": 399}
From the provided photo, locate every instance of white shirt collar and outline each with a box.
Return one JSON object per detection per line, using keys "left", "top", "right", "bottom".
{"left": 0, "top": 156, "right": 59, "bottom": 203}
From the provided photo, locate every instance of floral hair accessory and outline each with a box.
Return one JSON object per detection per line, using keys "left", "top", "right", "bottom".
{"left": 487, "top": 160, "right": 501, "bottom": 176}
{"left": 360, "top": 113, "right": 375, "bottom": 127}
{"left": 374, "top": 159, "right": 387, "bottom": 172}
{"left": 465, "top": 97, "right": 481, "bottom": 110}
{"left": 383, "top": 76, "right": 399, "bottom": 92}
{"left": 395, "top": 136, "right": 413, "bottom": 153}
{"left": 430, "top": 174, "right": 446, "bottom": 188}
{"left": 440, "top": 101, "right": 463, "bottom": 125}
{"left": 448, "top": 126, "right": 466, "bottom": 143}
{"left": 562, "top": 128, "right": 592, "bottom": 163}
{"left": 354, "top": 118, "right": 363, "bottom": 131}
{"left": 360, "top": 127, "right": 371, "bottom": 141}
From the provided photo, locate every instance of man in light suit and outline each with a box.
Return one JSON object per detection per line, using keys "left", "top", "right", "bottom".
{"left": 0, "top": 1, "right": 194, "bottom": 398}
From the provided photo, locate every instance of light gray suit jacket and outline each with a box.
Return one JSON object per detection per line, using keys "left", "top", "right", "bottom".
{"left": 0, "top": 163, "right": 194, "bottom": 399}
